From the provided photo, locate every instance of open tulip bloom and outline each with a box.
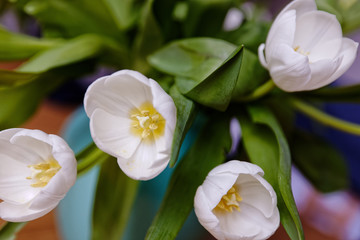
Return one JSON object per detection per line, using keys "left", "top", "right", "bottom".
{"left": 194, "top": 161, "right": 280, "bottom": 240}
{"left": 84, "top": 70, "right": 176, "bottom": 180}
{"left": 258, "top": 0, "right": 359, "bottom": 92}
{"left": 0, "top": 129, "right": 77, "bottom": 222}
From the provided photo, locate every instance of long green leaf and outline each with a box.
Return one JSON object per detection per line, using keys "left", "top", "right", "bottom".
{"left": 102, "top": 0, "right": 141, "bottom": 30}
{"left": 183, "top": 0, "right": 232, "bottom": 37}
{"left": 290, "top": 130, "right": 348, "bottom": 193}
{"left": 92, "top": 159, "right": 139, "bottom": 240}
{"left": 169, "top": 86, "right": 196, "bottom": 167}
{"left": 0, "top": 26, "right": 59, "bottom": 61}
{"left": 239, "top": 105, "right": 304, "bottom": 240}
{"left": 148, "top": 37, "right": 236, "bottom": 81}
{"left": 231, "top": 48, "right": 269, "bottom": 101}
{"left": 145, "top": 115, "right": 232, "bottom": 240}
{"left": 20, "top": 0, "right": 126, "bottom": 41}
{"left": 0, "top": 222, "right": 27, "bottom": 240}
{"left": 133, "top": 0, "right": 163, "bottom": 72}
{"left": 183, "top": 46, "right": 243, "bottom": 111}
{"left": 76, "top": 142, "right": 110, "bottom": 176}
{"left": 17, "top": 35, "right": 105, "bottom": 73}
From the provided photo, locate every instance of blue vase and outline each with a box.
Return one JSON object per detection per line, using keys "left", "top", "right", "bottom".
{"left": 56, "top": 107, "right": 210, "bottom": 240}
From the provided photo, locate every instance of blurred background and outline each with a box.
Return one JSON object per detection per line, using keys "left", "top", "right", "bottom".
{"left": 0, "top": 0, "right": 360, "bottom": 239}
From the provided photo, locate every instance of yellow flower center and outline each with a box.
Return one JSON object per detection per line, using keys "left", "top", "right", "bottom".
{"left": 294, "top": 45, "right": 310, "bottom": 56}
{"left": 215, "top": 186, "right": 242, "bottom": 212}
{"left": 26, "top": 158, "right": 61, "bottom": 188}
{"left": 130, "top": 102, "right": 166, "bottom": 142}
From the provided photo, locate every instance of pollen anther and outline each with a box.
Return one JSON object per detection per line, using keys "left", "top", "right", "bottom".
{"left": 215, "top": 186, "right": 243, "bottom": 212}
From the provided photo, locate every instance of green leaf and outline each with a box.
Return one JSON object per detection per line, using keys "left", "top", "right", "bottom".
{"left": 290, "top": 130, "right": 348, "bottom": 193}
{"left": 146, "top": 115, "right": 232, "bottom": 240}
{"left": 76, "top": 142, "right": 110, "bottom": 176}
{"left": 221, "top": 20, "right": 270, "bottom": 53}
{"left": 231, "top": 48, "right": 269, "bottom": 101}
{"left": 183, "top": 0, "right": 232, "bottom": 37}
{"left": 168, "top": 86, "right": 196, "bottom": 167}
{"left": 92, "top": 159, "right": 139, "bottom": 240}
{"left": 238, "top": 104, "right": 304, "bottom": 240}
{"left": 133, "top": 0, "right": 163, "bottom": 72}
{"left": 0, "top": 60, "right": 94, "bottom": 129}
{"left": 0, "top": 26, "right": 59, "bottom": 61}
{"left": 316, "top": 0, "right": 360, "bottom": 33}
{"left": 102, "top": 0, "right": 142, "bottom": 30}
{"left": 298, "top": 84, "right": 360, "bottom": 102}
{"left": 183, "top": 46, "right": 243, "bottom": 111}
{"left": 148, "top": 37, "right": 237, "bottom": 80}
{"left": 17, "top": 34, "right": 106, "bottom": 73}
{"left": 0, "top": 222, "right": 27, "bottom": 240}
{"left": 20, "top": 0, "right": 126, "bottom": 41}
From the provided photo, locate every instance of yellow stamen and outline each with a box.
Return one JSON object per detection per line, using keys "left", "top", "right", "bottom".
{"left": 214, "top": 186, "right": 242, "bottom": 212}
{"left": 293, "top": 45, "right": 310, "bottom": 56}
{"left": 130, "top": 102, "right": 166, "bottom": 143}
{"left": 26, "top": 158, "right": 61, "bottom": 188}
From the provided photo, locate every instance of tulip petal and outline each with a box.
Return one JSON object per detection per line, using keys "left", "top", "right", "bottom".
{"left": 266, "top": 9, "right": 296, "bottom": 61}
{"left": 84, "top": 70, "right": 153, "bottom": 118}
{"left": 268, "top": 44, "right": 311, "bottom": 92}
{"left": 278, "top": 0, "right": 317, "bottom": 20}
{"left": 194, "top": 187, "right": 225, "bottom": 240}
{"left": 0, "top": 140, "right": 42, "bottom": 204}
{"left": 10, "top": 130, "right": 53, "bottom": 162}
{"left": 90, "top": 108, "right": 141, "bottom": 159}
{"left": 0, "top": 201, "right": 54, "bottom": 222}
{"left": 258, "top": 43, "right": 268, "bottom": 69}
{"left": 330, "top": 38, "right": 359, "bottom": 81}
{"left": 117, "top": 141, "right": 167, "bottom": 180}
{"left": 294, "top": 11, "right": 342, "bottom": 62}
{"left": 302, "top": 57, "right": 343, "bottom": 91}
{"left": 237, "top": 174, "right": 277, "bottom": 218}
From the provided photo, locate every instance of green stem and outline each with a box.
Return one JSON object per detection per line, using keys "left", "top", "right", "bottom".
{"left": 0, "top": 222, "right": 27, "bottom": 240}
{"left": 76, "top": 143, "right": 109, "bottom": 176}
{"left": 237, "top": 79, "right": 276, "bottom": 102}
{"left": 290, "top": 98, "right": 360, "bottom": 135}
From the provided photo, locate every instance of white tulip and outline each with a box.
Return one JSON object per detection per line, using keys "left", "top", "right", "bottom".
{"left": 0, "top": 128, "right": 77, "bottom": 222}
{"left": 194, "top": 160, "right": 280, "bottom": 240}
{"left": 84, "top": 70, "right": 176, "bottom": 180}
{"left": 258, "top": 0, "right": 358, "bottom": 92}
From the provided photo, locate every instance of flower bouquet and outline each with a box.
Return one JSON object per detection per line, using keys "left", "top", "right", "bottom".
{"left": 0, "top": 0, "right": 359, "bottom": 239}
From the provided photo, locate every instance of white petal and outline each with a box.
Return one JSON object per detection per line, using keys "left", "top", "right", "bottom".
{"left": 301, "top": 57, "right": 343, "bottom": 91}
{"left": 0, "top": 128, "right": 22, "bottom": 141}
{"left": 258, "top": 43, "right": 268, "bottom": 69}
{"left": 150, "top": 78, "right": 177, "bottom": 131}
{"left": 202, "top": 172, "right": 238, "bottom": 209}
{"left": 269, "top": 44, "right": 311, "bottom": 92}
{"left": 0, "top": 140, "right": 42, "bottom": 204}
{"left": 330, "top": 38, "right": 359, "bottom": 81}
{"left": 220, "top": 202, "right": 279, "bottom": 240}
{"left": 84, "top": 76, "right": 133, "bottom": 118}
{"left": 30, "top": 135, "right": 77, "bottom": 211}
{"left": 294, "top": 11, "right": 342, "bottom": 62}
{"left": 237, "top": 174, "right": 277, "bottom": 218}
{"left": 277, "top": 0, "right": 317, "bottom": 20}
{"left": 104, "top": 70, "right": 153, "bottom": 108}
{"left": 117, "top": 141, "right": 168, "bottom": 180}
{"left": 10, "top": 129, "right": 53, "bottom": 162}
{"left": 208, "top": 160, "right": 264, "bottom": 177}
{"left": 194, "top": 186, "right": 225, "bottom": 240}
{"left": 90, "top": 108, "right": 141, "bottom": 159}
{"left": 265, "top": 9, "right": 296, "bottom": 61}
{"left": 0, "top": 201, "right": 54, "bottom": 222}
